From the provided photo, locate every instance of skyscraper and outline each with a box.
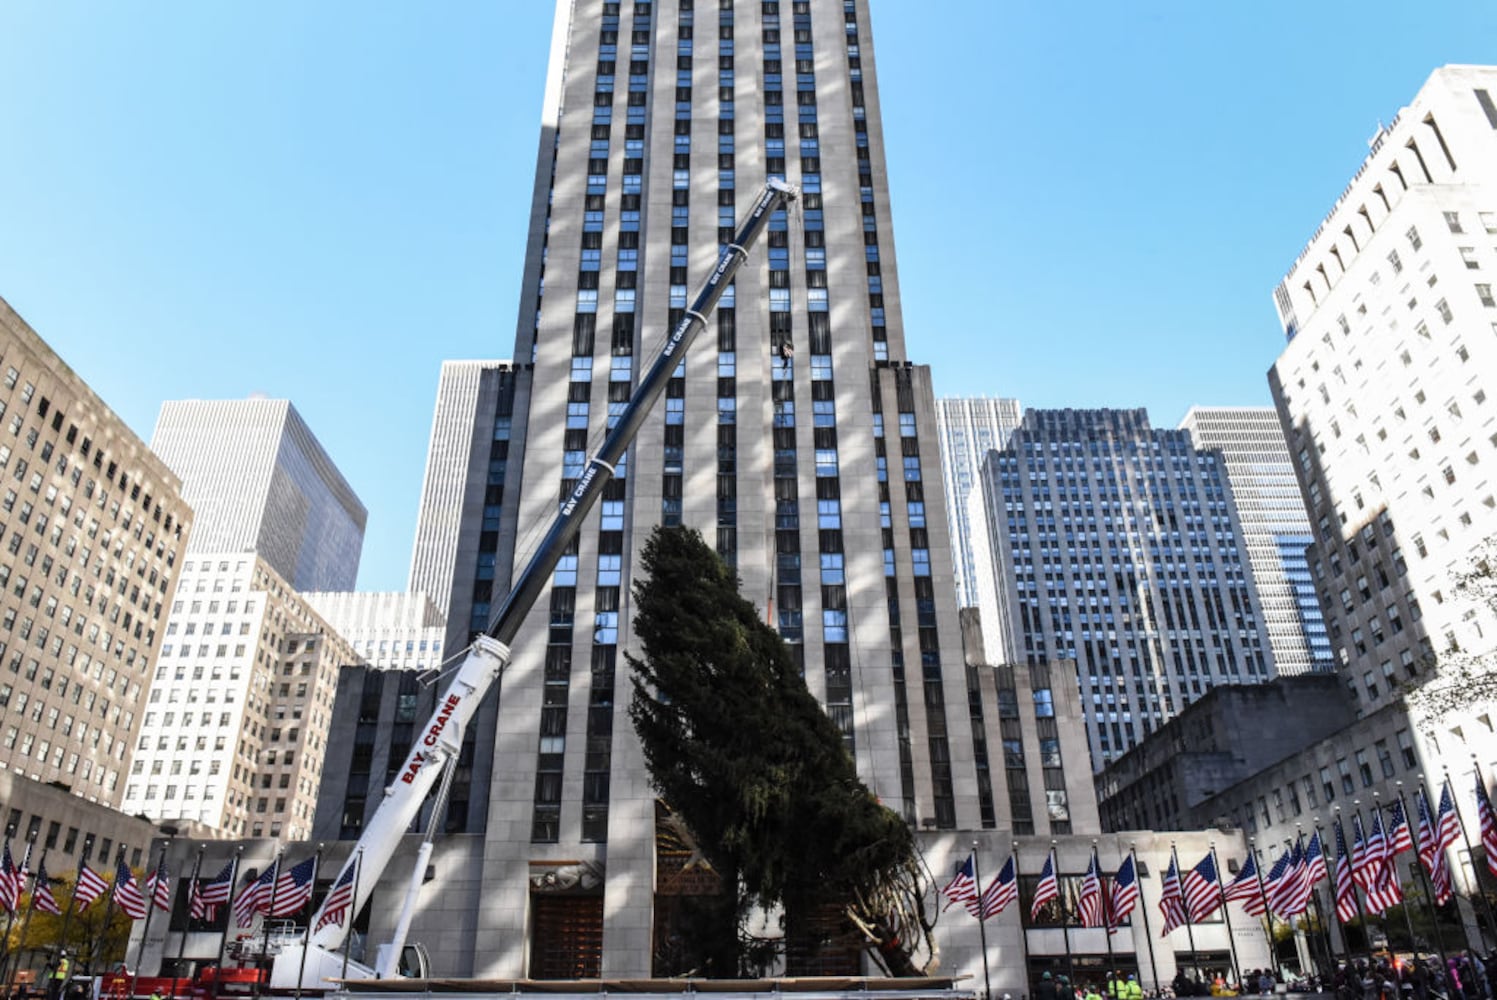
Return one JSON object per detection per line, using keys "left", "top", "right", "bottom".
{"left": 970, "top": 408, "right": 1274, "bottom": 768}
{"left": 458, "top": 0, "right": 974, "bottom": 977}
{"left": 1268, "top": 65, "right": 1497, "bottom": 813}
{"left": 935, "top": 397, "right": 1023, "bottom": 608}
{"left": 1179, "top": 407, "right": 1331, "bottom": 675}
{"left": 151, "top": 398, "right": 367, "bottom": 592}
{"left": 134, "top": 398, "right": 367, "bottom": 837}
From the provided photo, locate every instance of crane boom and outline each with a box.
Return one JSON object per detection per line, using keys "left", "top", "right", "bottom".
{"left": 283, "top": 178, "right": 797, "bottom": 985}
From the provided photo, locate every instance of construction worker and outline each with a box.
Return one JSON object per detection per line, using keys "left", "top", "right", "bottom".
{"left": 47, "top": 951, "right": 69, "bottom": 1000}
{"left": 1122, "top": 974, "right": 1144, "bottom": 1000}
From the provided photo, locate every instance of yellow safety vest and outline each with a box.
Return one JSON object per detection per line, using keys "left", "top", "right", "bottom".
{"left": 54, "top": 959, "right": 69, "bottom": 980}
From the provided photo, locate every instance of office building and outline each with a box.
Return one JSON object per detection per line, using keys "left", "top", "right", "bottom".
{"left": 1094, "top": 674, "right": 1353, "bottom": 832}
{"left": 406, "top": 360, "right": 530, "bottom": 639}
{"left": 0, "top": 296, "right": 193, "bottom": 809}
{"left": 120, "top": 553, "right": 358, "bottom": 840}
{"left": 935, "top": 397, "right": 1023, "bottom": 609}
{"left": 1262, "top": 64, "right": 1497, "bottom": 858}
{"left": 969, "top": 408, "right": 1274, "bottom": 770}
{"left": 151, "top": 398, "right": 367, "bottom": 592}
{"left": 412, "top": 0, "right": 975, "bottom": 979}
{"left": 302, "top": 591, "right": 461, "bottom": 838}
{"left": 1179, "top": 407, "right": 1332, "bottom": 675}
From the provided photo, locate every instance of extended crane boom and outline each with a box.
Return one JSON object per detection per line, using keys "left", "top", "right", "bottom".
{"left": 275, "top": 178, "right": 797, "bottom": 990}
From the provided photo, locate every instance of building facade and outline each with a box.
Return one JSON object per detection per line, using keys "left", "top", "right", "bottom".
{"left": 302, "top": 591, "right": 461, "bottom": 838}
{"left": 1179, "top": 407, "right": 1332, "bottom": 675}
{"left": 1094, "top": 675, "right": 1355, "bottom": 832}
{"left": 406, "top": 361, "right": 530, "bottom": 631}
{"left": 0, "top": 296, "right": 193, "bottom": 809}
{"left": 1267, "top": 65, "right": 1497, "bottom": 850}
{"left": 969, "top": 408, "right": 1275, "bottom": 770}
{"left": 448, "top": 0, "right": 977, "bottom": 979}
{"left": 150, "top": 399, "right": 366, "bottom": 592}
{"left": 120, "top": 553, "right": 358, "bottom": 840}
{"left": 935, "top": 396, "right": 1023, "bottom": 608}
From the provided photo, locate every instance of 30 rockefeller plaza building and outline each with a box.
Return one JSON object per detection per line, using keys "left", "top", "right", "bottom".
{"left": 465, "top": 0, "right": 976, "bottom": 979}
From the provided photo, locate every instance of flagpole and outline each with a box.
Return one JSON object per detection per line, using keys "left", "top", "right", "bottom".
{"left": 2, "top": 835, "right": 37, "bottom": 990}
{"left": 967, "top": 845, "right": 991, "bottom": 1000}
{"left": 1398, "top": 783, "right": 1450, "bottom": 975}
{"left": 1351, "top": 802, "right": 1393, "bottom": 956}
{"left": 1289, "top": 829, "right": 1325, "bottom": 976}
{"left": 1296, "top": 829, "right": 1335, "bottom": 978}
{"left": 88, "top": 850, "right": 121, "bottom": 981}
{"left": 129, "top": 841, "right": 168, "bottom": 1000}
{"left": 8, "top": 846, "right": 46, "bottom": 991}
{"left": 1055, "top": 844, "right": 1075, "bottom": 990}
{"left": 340, "top": 850, "right": 363, "bottom": 983}
{"left": 1332, "top": 812, "right": 1376, "bottom": 967}
{"left": 1129, "top": 845, "right": 1160, "bottom": 994}
{"left": 211, "top": 848, "right": 244, "bottom": 1000}
{"left": 1096, "top": 844, "right": 1116, "bottom": 986}
{"left": 55, "top": 834, "right": 92, "bottom": 975}
{"left": 1371, "top": 792, "right": 1420, "bottom": 965}
{"left": 169, "top": 847, "right": 205, "bottom": 1000}
{"left": 1434, "top": 773, "right": 1482, "bottom": 954}
{"left": 1454, "top": 762, "right": 1497, "bottom": 949}
{"left": 293, "top": 848, "right": 322, "bottom": 1000}
{"left": 1308, "top": 825, "right": 1343, "bottom": 971}
{"left": 0, "top": 833, "right": 29, "bottom": 982}
{"left": 1208, "top": 843, "right": 1242, "bottom": 990}
{"left": 1171, "top": 844, "right": 1200, "bottom": 983}
{"left": 253, "top": 851, "right": 284, "bottom": 1000}
{"left": 1247, "top": 839, "right": 1279, "bottom": 977}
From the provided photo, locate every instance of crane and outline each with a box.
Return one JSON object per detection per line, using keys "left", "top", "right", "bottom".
{"left": 269, "top": 177, "right": 798, "bottom": 991}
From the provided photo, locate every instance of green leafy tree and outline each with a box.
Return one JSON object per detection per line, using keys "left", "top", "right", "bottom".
{"left": 628, "top": 526, "right": 933, "bottom": 976}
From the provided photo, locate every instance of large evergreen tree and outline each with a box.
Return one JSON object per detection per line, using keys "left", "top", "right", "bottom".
{"left": 628, "top": 526, "right": 932, "bottom": 976}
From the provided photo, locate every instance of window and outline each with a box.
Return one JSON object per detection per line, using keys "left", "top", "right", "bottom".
{"left": 1444, "top": 211, "right": 1464, "bottom": 233}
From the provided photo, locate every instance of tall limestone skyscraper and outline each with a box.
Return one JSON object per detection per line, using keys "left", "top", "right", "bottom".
{"left": 464, "top": 0, "right": 978, "bottom": 978}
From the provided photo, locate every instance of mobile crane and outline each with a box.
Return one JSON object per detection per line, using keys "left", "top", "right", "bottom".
{"left": 267, "top": 178, "right": 798, "bottom": 992}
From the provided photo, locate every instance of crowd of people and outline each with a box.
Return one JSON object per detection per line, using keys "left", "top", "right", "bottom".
{"left": 1023, "top": 953, "right": 1497, "bottom": 1000}
{"left": 1323, "top": 952, "right": 1497, "bottom": 1000}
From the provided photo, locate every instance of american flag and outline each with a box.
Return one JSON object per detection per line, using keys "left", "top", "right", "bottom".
{"left": 269, "top": 856, "right": 317, "bottom": 917}
{"left": 1349, "top": 815, "right": 1379, "bottom": 892}
{"left": 145, "top": 858, "right": 172, "bottom": 911}
{"left": 1182, "top": 851, "right": 1223, "bottom": 923}
{"left": 1267, "top": 841, "right": 1305, "bottom": 919}
{"left": 1077, "top": 853, "right": 1106, "bottom": 928}
{"left": 1416, "top": 789, "right": 1454, "bottom": 905}
{"left": 1364, "top": 810, "right": 1403, "bottom": 914}
{"left": 1159, "top": 855, "right": 1187, "bottom": 936}
{"left": 1434, "top": 784, "right": 1463, "bottom": 856}
{"left": 314, "top": 858, "right": 360, "bottom": 931}
{"left": 1030, "top": 852, "right": 1059, "bottom": 922}
{"left": 31, "top": 862, "right": 61, "bottom": 916}
{"left": 74, "top": 863, "right": 108, "bottom": 910}
{"left": 1221, "top": 851, "right": 1262, "bottom": 912}
{"left": 1333, "top": 821, "right": 1360, "bottom": 924}
{"left": 1252, "top": 850, "right": 1290, "bottom": 919}
{"left": 1387, "top": 800, "right": 1414, "bottom": 855}
{"left": 234, "top": 860, "right": 278, "bottom": 928}
{"left": 192, "top": 859, "right": 235, "bottom": 920}
{"left": 939, "top": 854, "right": 979, "bottom": 915}
{"left": 112, "top": 855, "right": 148, "bottom": 920}
{"left": 0, "top": 842, "right": 18, "bottom": 914}
{"left": 978, "top": 855, "right": 1018, "bottom": 919}
{"left": 1110, "top": 854, "right": 1140, "bottom": 926}
{"left": 1477, "top": 772, "right": 1497, "bottom": 879}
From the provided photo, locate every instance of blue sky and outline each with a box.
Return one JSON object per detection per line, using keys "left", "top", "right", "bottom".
{"left": 1, "top": 2, "right": 1492, "bottom": 593}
